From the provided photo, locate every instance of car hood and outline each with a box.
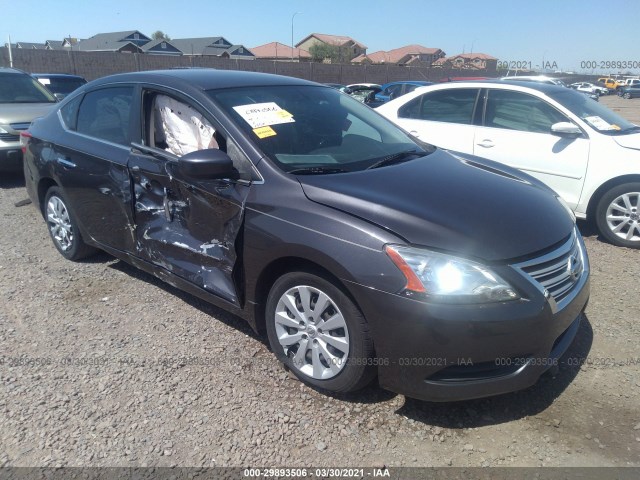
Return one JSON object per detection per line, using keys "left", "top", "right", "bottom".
{"left": 612, "top": 132, "right": 640, "bottom": 151}
{"left": 298, "top": 150, "right": 574, "bottom": 262}
{"left": 0, "top": 103, "right": 56, "bottom": 128}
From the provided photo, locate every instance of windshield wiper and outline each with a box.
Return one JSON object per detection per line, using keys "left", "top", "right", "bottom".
{"left": 366, "top": 149, "right": 422, "bottom": 170}
{"left": 287, "top": 166, "right": 349, "bottom": 175}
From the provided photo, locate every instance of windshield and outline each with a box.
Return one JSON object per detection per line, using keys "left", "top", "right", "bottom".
{"left": 0, "top": 72, "right": 56, "bottom": 104}
{"left": 207, "top": 85, "right": 427, "bottom": 173}
{"left": 549, "top": 89, "right": 638, "bottom": 135}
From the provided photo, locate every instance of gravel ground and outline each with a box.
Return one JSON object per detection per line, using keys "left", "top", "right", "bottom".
{"left": 1, "top": 98, "right": 639, "bottom": 468}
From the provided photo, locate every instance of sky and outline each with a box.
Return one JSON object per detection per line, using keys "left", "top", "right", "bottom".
{"left": 2, "top": 0, "right": 640, "bottom": 74}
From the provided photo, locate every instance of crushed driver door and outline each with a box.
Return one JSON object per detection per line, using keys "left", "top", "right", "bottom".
{"left": 128, "top": 149, "right": 249, "bottom": 306}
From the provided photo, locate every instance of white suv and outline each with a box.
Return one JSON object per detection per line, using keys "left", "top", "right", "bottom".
{"left": 377, "top": 81, "right": 640, "bottom": 248}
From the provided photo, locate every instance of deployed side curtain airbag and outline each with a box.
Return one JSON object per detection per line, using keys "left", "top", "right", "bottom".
{"left": 155, "top": 95, "right": 218, "bottom": 156}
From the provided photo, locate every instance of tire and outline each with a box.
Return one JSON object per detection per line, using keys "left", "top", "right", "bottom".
{"left": 44, "top": 187, "right": 96, "bottom": 260}
{"left": 624, "top": 92, "right": 632, "bottom": 99}
{"left": 265, "top": 272, "right": 376, "bottom": 393}
{"left": 595, "top": 182, "right": 640, "bottom": 248}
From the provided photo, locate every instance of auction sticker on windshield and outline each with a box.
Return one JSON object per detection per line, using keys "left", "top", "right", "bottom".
{"left": 253, "top": 126, "right": 277, "bottom": 139}
{"left": 233, "top": 102, "right": 295, "bottom": 129}
{"left": 585, "top": 116, "right": 620, "bottom": 131}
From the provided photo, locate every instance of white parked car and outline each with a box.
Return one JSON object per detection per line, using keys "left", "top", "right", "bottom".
{"left": 377, "top": 81, "right": 640, "bottom": 248}
{"left": 570, "top": 82, "right": 608, "bottom": 95}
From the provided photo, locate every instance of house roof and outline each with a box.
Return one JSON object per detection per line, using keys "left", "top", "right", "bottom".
{"left": 45, "top": 40, "right": 63, "bottom": 50}
{"left": 170, "top": 37, "right": 232, "bottom": 55}
{"left": 77, "top": 30, "right": 149, "bottom": 52}
{"left": 16, "top": 42, "right": 46, "bottom": 49}
{"left": 352, "top": 44, "right": 443, "bottom": 64}
{"left": 251, "top": 42, "right": 311, "bottom": 59}
{"left": 296, "top": 33, "right": 366, "bottom": 50}
{"left": 141, "top": 39, "right": 181, "bottom": 53}
{"left": 451, "top": 52, "right": 498, "bottom": 60}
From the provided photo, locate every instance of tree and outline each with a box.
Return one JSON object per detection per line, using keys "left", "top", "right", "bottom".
{"left": 152, "top": 30, "right": 171, "bottom": 41}
{"left": 309, "top": 43, "right": 352, "bottom": 64}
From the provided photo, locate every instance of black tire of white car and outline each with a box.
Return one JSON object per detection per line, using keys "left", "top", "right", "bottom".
{"left": 595, "top": 182, "right": 640, "bottom": 248}
{"left": 44, "top": 187, "right": 96, "bottom": 261}
{"left": 265, "top": 272, "right": 376, "bottom": 393}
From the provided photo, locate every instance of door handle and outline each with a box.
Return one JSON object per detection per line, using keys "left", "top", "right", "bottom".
{"left": 56, "top": 157, "right": 77, "bottom": 168}
{"left": 476, "top": 139, "right": 495, "bottom": 148}
{"left": 409, "top": 130, "right": 420, "bottom": 138}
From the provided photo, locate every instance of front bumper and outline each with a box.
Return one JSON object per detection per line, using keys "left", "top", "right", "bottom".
{"left": 347, "top": 235, "right": 590, "bottom": 402}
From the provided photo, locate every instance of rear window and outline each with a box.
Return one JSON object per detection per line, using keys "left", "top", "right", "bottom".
{"left": 0, "top": 72, "right": 56, "bottom": 103}
{"left": 38, "top": 76, "right": 86, "bottom": 95}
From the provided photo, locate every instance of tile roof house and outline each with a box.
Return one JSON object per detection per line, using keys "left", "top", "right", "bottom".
{"left": 250, "top": 42, "right": 311, "bottom": 61}
{"left": 77, "top": 30, "right": 152, "bottom": 53}
{"left": 296, "top": 33, "right": 367, "bottom": 61}
{"left": 434, "top": 53, "right": 498, "bottom": 70}
{"left": 352, "top": 44, "right": 445, "bottom": 65}
{"left": 169, "top": 37, "right": 255, "bottom": 59}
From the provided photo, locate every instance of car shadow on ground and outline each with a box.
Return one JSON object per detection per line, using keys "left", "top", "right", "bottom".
{"left": 106, "top": 258, "right": 402, "bottom": 404}
{"left": 395, "top": 314, "right": 594, "bottom": 427}
{"left": 106, "top": 258, "right": 261, "bottom": 340}
{"left": 577, "top": 218, "right": 609, "bottom": 245}
{"left": 0, "top": 172, "right": 26, "bottom": 190}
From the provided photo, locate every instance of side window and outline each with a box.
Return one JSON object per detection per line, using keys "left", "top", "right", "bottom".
{"left": 60, "top": 94, "right": 83, "bottom": 130}
{"left": 485, "top": 90, "right": 568, "bottom": 133}
{"left": 399, "top": 89, "right": 479, "bottom": 124}
{"left": 145, "top": 91, "right": 254, "bottom": 181}
{"left": 76, "top": 87, "right": 133, "bottom": 145}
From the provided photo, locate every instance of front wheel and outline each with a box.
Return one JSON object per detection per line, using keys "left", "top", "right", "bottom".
{"left": 266, "top": 272, "right": 376, "bottom": 393}
{"left": 595, "top": 183, "right": 640, "bottom": 248}
{"left": 44, "top": 187, "right": 96, "bottom": 260}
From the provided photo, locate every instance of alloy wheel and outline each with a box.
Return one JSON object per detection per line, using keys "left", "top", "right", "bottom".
{"left": 274, "top": 285, "right": 350, "bottom": 380}
{"left": 46, "top": 196, "right": 74, "bottom": 251}
{"left": 606, "top": 192, "right": 640, "bottom": 243}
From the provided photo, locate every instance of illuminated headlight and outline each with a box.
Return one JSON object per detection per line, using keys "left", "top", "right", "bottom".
{"left": 556, "top": 196, "right": 576, "bottom": 222}
{"left": 386, "top": 245, "right": 520, "bottom": 303}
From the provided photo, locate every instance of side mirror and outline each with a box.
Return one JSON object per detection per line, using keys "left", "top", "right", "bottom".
{"left": 551, "top": 122, "right": 582, "bottom": 138}
{"left": 178, "top": 148, "right": 236, "bottom": 179}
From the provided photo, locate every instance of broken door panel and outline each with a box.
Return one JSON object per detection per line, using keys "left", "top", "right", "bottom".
{"left": 129, "top": 152, "right": 248, "bottom": 306}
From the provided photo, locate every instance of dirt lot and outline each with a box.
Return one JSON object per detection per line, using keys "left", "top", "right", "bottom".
{"left": 1, "top": 96, "right": 639, "bottom": 469}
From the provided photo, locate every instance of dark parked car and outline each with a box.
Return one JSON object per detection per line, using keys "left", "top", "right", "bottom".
{"left": 0, "top": 67, "right": 56, "bottom": 171}
{"left": 23, "top": 69, "right": 589, "bottom": 402}
{"left": 32, "top": 73, "right": 87, "bottom": 100}
{"left": 375, "top": 80, "right": 433, "bottom": 103}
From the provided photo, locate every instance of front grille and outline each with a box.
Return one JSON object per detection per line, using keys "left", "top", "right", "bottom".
{"left": 0, "top": 133, "right": 20, "bottom": 142}
{"left": 516, "top": 230, "right": 584, "bottom": 306}
{"left": 10, "top": 123, "right": 30, "bottom": 131}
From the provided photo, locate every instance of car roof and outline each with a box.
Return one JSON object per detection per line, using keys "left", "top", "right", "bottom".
{"left": 32, "top": 73, "right": 86, "bottom": 80}
{"left": 89, "top": 68, "right": 319, "bottom": 91}
{"left": 384, "top": 80, "right": 431, "bottom": 84}
{"left": 414, "top": 79, "right": 569, "bottom": 95}
{"left": 0, "top": 67, "right": 30, "bottom": 76}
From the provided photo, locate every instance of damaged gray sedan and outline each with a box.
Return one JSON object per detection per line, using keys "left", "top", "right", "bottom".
{"left": 23, "top": 69, "right": 589, "bottom": 402}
